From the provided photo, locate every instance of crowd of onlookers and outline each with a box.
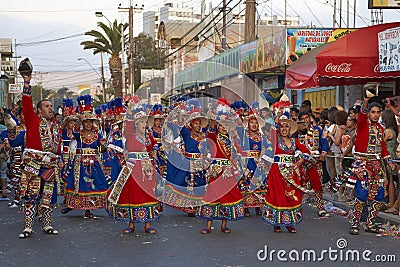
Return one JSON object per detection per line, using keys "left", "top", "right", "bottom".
{"left": 283, "top": 98, "right": 400, "bottom": 215}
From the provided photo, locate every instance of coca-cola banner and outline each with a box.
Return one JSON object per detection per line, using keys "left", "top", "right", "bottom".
{"left": 378, "top": 26, "right": 400, "bottom": 72}
{"left": 286, "top": 28, "right": 357, "bottom": 65}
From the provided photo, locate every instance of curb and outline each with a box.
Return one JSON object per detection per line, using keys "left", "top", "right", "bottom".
{"left": 323, "top": 193, "right": 400, "bottom": 225}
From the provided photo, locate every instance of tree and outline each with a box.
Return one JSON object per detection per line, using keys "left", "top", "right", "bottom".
{"left": 81, "top": 20, "right": 128, "bottom": 98}
{"left": 31, "top": 85, "right": 53, "bottom": 104}
{"left": 132, "top": 33, "right": 160, "bottom": 90}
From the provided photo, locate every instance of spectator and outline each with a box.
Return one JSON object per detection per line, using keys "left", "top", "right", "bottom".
{"left": 302, "top": 100, "right": 312, "bottom": 113}
{"left": 323, "top": 109, "right": 339, "bottom": 186}
{"left": 381, "top": 110, "right": 398, "bottom": 211}
{"left": 290, "top": 107, "right": 299, "bottom": 122}
{"left": 325, "top": 110, "right": 347, "bottom": 195}
{"left": 54, "top": 113, "right": 63, "bottom": 124}
{"left": 348, "top": 106, "right": 360, "bottom": 120}
{"left": 337, "top": 116, "right": 357, "bottom": 201}
{"left": 0, "top": 108, "right": 10, "bottom": 201}
{"left": 319, "top": 108, "right": 331, "bottom": 184}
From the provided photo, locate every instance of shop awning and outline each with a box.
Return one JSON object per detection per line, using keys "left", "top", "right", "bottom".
{"left": 285, "top": 22, "right": 400, "bottom": 90}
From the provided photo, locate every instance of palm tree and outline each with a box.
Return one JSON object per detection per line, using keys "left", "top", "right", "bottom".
{"left": 81, "top": 20, "right": 128, "bottom": 98}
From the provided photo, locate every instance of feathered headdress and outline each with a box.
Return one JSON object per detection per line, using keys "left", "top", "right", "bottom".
{"left": 151, "top": 103, "right": 164, "bottom": 118}
{"left": 250, "top": 101, "right": 259, "bottom": 111}
{"left": 76, "top": 95, "right": 93, "bottom": 114}
{"left": 113, "top": 97, "right": 126, "bottom": 123}
{"left": 62, "top": 98, "right": 75, "bottom": 117}
{"left": 186, "top": 98, "right": 202, "bottom": 114}
{"left": 125, "top": 96, "right": 154, "bottom": 126}
{"left": 272, "top": 94, "right": 291, "bottom": 118}
{"left": 95, "top": 107, "right": 102, "bottom": 119}
{"left": 76, "top": 95, "right": 98, "bottom": 121}
{"left": 185, "top": 98, "right": 208, "bottom": 128}
{"left": 230, "top": 100, "right": 248, "bottom": 113}
{"left": 215, "top": 98, "right": 236, "bottom": 129}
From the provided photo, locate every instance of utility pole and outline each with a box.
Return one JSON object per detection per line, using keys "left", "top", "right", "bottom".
{"left": 347, "top": 0, "right": 349, "bottom": 28}
{"left": 129, "top": 4, "right": 134, "bottom": 96}
{"left": 221, "top": 0, "right": 227, "bottom": 50}
{"left": 353, "top": 0, "right": 356, "bottom": 28}
{"left": 121, "top": 23, "right": 126, "bottom": 96}
{"left": 119, "top": 2, "right": 144, "bottom": 96}
{"left": 244, "top": 0, "right": 256, "bottom": 43}
{"left": 100, "top": 52, "right": 106, "bottom": 101}
{"left": 333, "top": 0, "right": 336, "bottom": 28}
{"left": 339, "top": 0, "right": 342, "bottom": 28}
{"left": 244, "top": 0, "right": 257, "bottom": 105}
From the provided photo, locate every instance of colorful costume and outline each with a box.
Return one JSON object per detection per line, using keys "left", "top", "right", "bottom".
{"left": 151, "top": 104, "right": 167, "bottom": 178}
{"left": 64, "top": 131, "right": 109, "bottom": 210}
{"left": 59, "top": 98, "right": 77, "bottom": 188}
{"left": 298, "top": 124, "right": 329, "bottom": 215}
{"left": 64, "top": 95, "right": 109, "bottom": 211}
{"left": 164, "top": 100, "right": 208, "bottom": 213}
{"left": 347, "top": 106, "right": 391, "bottom": 233}
{"left": 3, "top": 124, "right": 25, "bottom": 205}
{"left": 262, "top": 136, "right": 310, "bottom": 227}
{"left": 164, "top": 125, "right": 208, "bottom": 212}
{"left": 196, "top": 129, "right": 244, "bottom": 221}
{"left": 237, "top": 125, "right": 266, "bottom": 209}
{"left": 106, "top": 118, "right": 160, "bottom": 223}
{"left": 20, "top": 82, "right": 62, "bottom": 237}
{"left": 103, "top": 98, "right": 126, "bottom": 183}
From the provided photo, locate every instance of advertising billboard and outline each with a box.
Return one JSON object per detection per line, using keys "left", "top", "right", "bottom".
{"left": 286, "top": 28, "right": 357, "bottom": 65}
{"left": 378, "top": 26, "right": 400, "bottom": 72}
{"left": 368, "top": 0, "right": 400, "bottom": 9}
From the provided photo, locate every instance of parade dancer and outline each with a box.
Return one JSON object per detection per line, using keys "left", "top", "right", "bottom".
{"left": 297, "top": 111, "right": 330, "bottom": 217}
{"left": 62, "top": 95, "right": 109, "bottom": 218}
{"left": 164, "top": 98, "right": 209, "bottom": 216}
{"left": 348, "top": 95, "right": 395, "bottom": 235}
{"left": 103, "top": 98, "right": 126, "bottom": 183}
{"left": 196, "top": 99, "right": 245, "bottom": 234}
{"left": 19, "top": 71, "right": 62, "bottom": 238}
{"left": 106, "top": 99, "right": 159, "bottom": 234}
{"left": 151, "top": 104, "right": 167, "bottom": 177}
{"left": 237, "top": 108, "right": 266, "bottom": 217}
{"left": 3, "top": 109, "right": 25, "bottom": 207}
{"left": 262, "top": 115, "right": 311, "bottom": 233}
{"left": 59, "top": 98, "right": 78, "bottom": 193}
{"left": 150, "top": 104, "right": 166, "bottom": 212}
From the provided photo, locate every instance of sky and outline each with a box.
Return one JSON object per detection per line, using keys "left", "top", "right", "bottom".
{"left": 1, "top": 0, "right": 399, "bottom": 89}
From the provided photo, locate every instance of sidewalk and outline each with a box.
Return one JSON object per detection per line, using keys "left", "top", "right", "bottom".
{"left": 323, "top": 192, "right": 400, "bottom": 225}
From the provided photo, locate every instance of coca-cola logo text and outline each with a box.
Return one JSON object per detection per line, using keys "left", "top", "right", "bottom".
{"left": 325, "top": 63, "right": 352, "bottom": 73}
{"left": 374, "top": 64, "right": 380, "bottom": 73}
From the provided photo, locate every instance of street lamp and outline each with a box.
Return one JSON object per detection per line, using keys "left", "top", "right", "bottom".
{"left": 77, "top": 57, "right": 106, "bottom": 101}
{"left": 95, "top": 11, "right": 126, "bottom": 96}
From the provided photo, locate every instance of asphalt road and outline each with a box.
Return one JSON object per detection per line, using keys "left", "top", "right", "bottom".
{"left": 0, "top": 200, "right": 398, "bottom": 267}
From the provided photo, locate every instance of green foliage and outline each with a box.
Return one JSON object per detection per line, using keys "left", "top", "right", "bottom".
{"left": 81, "top": 20, "right": 128, "bottom": 56}
{"left": 133, "top": 33, "right": 161, "bottom": 90}
{"left": 134, "top": 33, "right": 160, "bottom": 69}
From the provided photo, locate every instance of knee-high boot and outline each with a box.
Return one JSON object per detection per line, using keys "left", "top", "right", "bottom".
{"left": 366, "top": 201, "right": 382, "bottom": 227}
{"left": 351, "top": 198, "right": 364, "bottom": 228}
{"left": 40, "top": 206, "right": 54, "bottom": 229}
{"left": 314, "top": 191, "right": 325, "bottom": 212}
{"left": 24, "top": 203, "right": 37, "bottom": 231}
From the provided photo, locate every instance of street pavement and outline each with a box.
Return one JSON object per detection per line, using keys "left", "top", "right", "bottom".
{"left": 0, "top": 200, "right": 399, "bottom": 267}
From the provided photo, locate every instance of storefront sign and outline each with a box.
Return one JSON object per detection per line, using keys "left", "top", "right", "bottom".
{"left": 8, "top": 84, "right": 23, "bottom": 94}
{"left": 378, "top": 26, "right": 400, "bottom": 72}
{"left": 368, "top": 0, "right": 400, "bottom": 9}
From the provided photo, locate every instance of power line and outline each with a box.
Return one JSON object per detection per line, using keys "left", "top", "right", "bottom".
{"left": 17, "top": 33, "right": 84, "bottom": 47}
{"left": 301, "top": 0, "right": 324, "bottom": 27}
{"left": 163, "top": 0, "right": 236, "bottom": 59}
{"left": 169, "top": 0, "right": 243, "bottom": 62}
